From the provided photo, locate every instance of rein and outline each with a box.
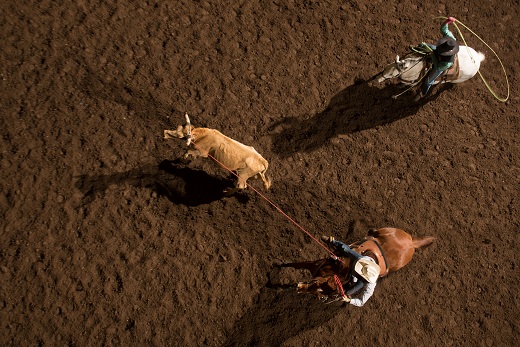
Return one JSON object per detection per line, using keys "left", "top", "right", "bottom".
{"left": 379, "top": 55, "right": 427, "bottom": 83}
{"left": 390, "top": 58, "right": 431, "bottom": 99}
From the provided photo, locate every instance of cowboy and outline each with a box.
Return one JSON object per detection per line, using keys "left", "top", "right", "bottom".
{"left": 418, "top": 16, "right": 459, "bottom": 98}
{"left": 322, "top": 236, "right": 380, "bottom": 307}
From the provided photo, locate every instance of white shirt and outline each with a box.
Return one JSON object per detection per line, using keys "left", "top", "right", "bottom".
{"left": 349, "top": 277, "right": 377, "bottom": 307}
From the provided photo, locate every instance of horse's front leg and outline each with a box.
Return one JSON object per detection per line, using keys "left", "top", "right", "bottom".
{"left": 296, "top": 278, "right": 324, "bottom": 294}
{"left": 297, "top": 277, "right": 337, "bottom": 300}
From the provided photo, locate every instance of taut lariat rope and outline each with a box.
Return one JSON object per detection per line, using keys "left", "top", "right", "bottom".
{"left": 188, "top": 139, "right": 341, "bottom": 261}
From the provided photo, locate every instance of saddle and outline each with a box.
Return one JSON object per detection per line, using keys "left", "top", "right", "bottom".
{"left": 350, "top": 237, "right": 389, "bottom": 277}
{"left": 435, "top": 55, "right": 460, "bottom": 82}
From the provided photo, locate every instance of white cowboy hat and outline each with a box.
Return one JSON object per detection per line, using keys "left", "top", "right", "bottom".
{"left": 354, "top": 258, "right": 381, "bottom": 284}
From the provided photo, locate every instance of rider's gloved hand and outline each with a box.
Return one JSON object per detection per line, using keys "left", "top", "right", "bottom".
{"left": 445, "top": 16, "right": 456, "bottom": 24}
{"left": 321, "top": 235, "right": 334, "bottom": 243}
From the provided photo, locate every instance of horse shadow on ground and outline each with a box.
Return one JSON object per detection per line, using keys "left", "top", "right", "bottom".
{"left": 270, "top": 78, "right": 453, "bottom": 157}
{"left": 223, "top": 278, "right": 344, "bottom": 347}
{"left": 74, "top": 159, "right": 250, "bottom": 206}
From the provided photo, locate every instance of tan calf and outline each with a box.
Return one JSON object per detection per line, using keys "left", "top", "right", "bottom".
{"left": 164, "top": 114, "right": 271, "bottom": 194}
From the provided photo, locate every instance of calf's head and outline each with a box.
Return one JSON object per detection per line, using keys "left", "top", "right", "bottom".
{"left": 164, "top": 113, "right": 193, "bottom": 145}
{"left": 164, "top": 125, "right": 189, "bottom": 139}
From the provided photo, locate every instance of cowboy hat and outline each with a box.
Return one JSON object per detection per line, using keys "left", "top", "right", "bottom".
{"left": 434, "top": 37, "right": 459, "bottom": 56}
{"left": 354, "top": 258, "right": 381, "bottom": 284}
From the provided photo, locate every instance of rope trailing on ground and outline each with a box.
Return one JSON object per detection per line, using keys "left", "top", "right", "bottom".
{"left": 436, "top": 16, "right": 510, "bottom": 102}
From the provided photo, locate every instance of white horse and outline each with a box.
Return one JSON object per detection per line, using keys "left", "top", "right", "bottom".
{"left": 377, "top": 45, "right": 485, "bottom": 87}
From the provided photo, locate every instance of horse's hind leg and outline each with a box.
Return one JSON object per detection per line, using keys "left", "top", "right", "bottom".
{"left": 279, "top": 260, "right": 326, "bottom": 275}
{"left": 279, "top": 261, "right": 313, "bottom": 269}
{"left": 266, "top": 267, "right": 297, "bottom": 290}
{"left": 297, "top": 277, "right": 337, "bottom": 300}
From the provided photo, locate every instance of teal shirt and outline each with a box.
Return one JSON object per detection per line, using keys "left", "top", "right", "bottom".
{"left": 440, "top": 22, "right": 456, "bottom": 40}
{"left": 434, "top": 23, "right": 456, "bottom": 69}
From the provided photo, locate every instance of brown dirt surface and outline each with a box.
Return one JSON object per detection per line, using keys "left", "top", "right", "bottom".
{"left": 1, "top": 1, "right": 518, "bottom": 346}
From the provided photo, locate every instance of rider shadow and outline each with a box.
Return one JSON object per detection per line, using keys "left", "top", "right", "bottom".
{"left": 270, "top": 78, "right": 448, "bottom": 157}
{"left": 223, "top": 284, "right": 344, "bottom": 347}
{"left": 74, "top": 159, "right": 250, "bottom": 206}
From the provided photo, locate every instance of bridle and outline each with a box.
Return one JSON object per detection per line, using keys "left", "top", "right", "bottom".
{"left": 379, "top": 55, "right": 428, "bottom": 83}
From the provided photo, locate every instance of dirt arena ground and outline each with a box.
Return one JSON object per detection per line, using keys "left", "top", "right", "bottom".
{"left": 1, "top": 1, "right": 518, "bottom": 346}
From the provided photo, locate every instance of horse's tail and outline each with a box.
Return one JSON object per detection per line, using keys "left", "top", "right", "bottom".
{"left": 412, "top": 236, "right": 435, "bottom": 249}
{"left": 476, "top": 52, "right": 486, "bottom": 63}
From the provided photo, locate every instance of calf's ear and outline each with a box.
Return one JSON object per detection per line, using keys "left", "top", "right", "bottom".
{"left": 164, "top": 129, "right": 178, "bottom": 139}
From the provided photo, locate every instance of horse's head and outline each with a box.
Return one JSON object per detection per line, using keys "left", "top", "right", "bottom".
{"left": 282, "top": 256, "right": 353, "bottom": 302}
{"left": 377, "top": 55, "right": 416, "bottom": 82}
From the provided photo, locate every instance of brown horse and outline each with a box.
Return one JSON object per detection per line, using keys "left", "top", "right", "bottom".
{"left": 278, "top": 228, "right": 435, "bottom": 301}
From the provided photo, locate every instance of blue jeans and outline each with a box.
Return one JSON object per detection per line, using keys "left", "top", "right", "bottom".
{"left": 422, "top": 67, "right": 446, "bottom": 95}
{"left": 420, "top": 43, "right": 450, "bottom": 96}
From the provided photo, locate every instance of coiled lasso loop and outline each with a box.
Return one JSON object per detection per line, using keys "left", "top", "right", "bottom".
{"left": 435, "top": 16, "right": 510, "bottom": 102}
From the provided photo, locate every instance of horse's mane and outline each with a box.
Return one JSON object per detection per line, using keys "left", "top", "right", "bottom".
{"left": 403, "top": 52, "right": 429, "bottom": 62}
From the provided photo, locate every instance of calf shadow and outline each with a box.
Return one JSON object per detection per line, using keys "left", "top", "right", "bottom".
{"left": 223, "top": 283, "right": 344, "bottom": 347}
{"left": 270, "top": 79, "right": 451, "bottom": 157}
{"left": 75, "top": 159, "right": 249, "bottom": 206}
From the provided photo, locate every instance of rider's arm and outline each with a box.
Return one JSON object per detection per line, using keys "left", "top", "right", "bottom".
{"left": 345, "top": 278, "right": 364, "bottom": 296}
{"left": 349, "top": 281, "right": 377, "bottom": 307}
{"left": 440, "top": 16, "right": 456, "bottom": 40}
